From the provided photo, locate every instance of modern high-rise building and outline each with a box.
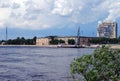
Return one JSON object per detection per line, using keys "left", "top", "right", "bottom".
{"left": 97, "top": 21, "right": 117, "bottom": 38}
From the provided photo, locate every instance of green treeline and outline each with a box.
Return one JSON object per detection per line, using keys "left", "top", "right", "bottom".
{"left": 90, "top": 37, "right": 120, "bottom": 44}
{"left": 50, "top": 39, "right": 65, "bottom": 45}
{"left": 0, "top": 37, "right": 36, "bottom": 45}
{"left": 48, "top": 36, "right": 75, "bottom": 45}
{"left": 49, "top": 39, "right": 75, "bottom": 45}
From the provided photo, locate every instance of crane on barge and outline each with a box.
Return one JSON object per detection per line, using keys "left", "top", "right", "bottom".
{"left": 75, "top": 27, "right": 81, "bottom": 48}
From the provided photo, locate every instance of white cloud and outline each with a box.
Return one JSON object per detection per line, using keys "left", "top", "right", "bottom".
{"left": 52, "top": 0, "right": 73, "bottom": 16}
{"left": 0, "top": 0, "right": 120, "bottom": 30}
{"left": 106, "top": 1, "right": 120, "bottom": 21}
{"left": 12, "top": 2, "right": 20, "bottom": 9}
{"left": 93, "top": 0, "right": 120, "bottom": 21}
{"left": 0, "top": 21, "right": 4, "bottom": 28}
{"left": 0, "top": 8, "right": 10, "bottom": 20}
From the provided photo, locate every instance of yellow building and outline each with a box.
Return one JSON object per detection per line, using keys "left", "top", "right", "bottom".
{"left": 36, "top": 38, "right": 50, "bottom": 46}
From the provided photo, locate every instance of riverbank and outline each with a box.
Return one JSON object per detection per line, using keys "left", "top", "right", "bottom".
{"left": 0, "top": 44, "right": 120, "bottom": 49}
{"left": 88, "top": 44, "right": 120, "bottom": 49}
{"left": 110, "top": 44, "right": 120, "bottom": 49}
{"left": 0, "top": 45, "right": 58, "bottom": 48}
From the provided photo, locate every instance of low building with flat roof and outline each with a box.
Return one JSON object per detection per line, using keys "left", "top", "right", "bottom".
{"left": 36, "top": 36, "right": 97, "bottom": 46}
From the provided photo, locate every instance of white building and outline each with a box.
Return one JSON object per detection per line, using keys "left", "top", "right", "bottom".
{"left": 97, "top": 21, "right": 117, "bottom": 38}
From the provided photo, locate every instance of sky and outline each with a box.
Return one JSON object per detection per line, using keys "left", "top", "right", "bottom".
{"left": 0, "top": 0, "right": 120, "bottom": 40}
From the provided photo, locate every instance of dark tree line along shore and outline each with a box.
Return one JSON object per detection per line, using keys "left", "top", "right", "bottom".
{"left": 49, "top": 39, "right": 75, "bottom": 45}
{"left": 0, "top": 37, "right": 36, "bottom": 45}
{"left": 90, "top": 37, "right": 120, "bottom": 44}
{"left": 48, "top": 36, "right": 75, "bottom": 45}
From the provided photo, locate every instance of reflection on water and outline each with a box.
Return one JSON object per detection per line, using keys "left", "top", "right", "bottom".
{"left": 0, "top": 46, "right": 94, "bottom": 81}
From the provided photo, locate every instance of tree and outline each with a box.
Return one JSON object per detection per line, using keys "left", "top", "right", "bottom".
{"left": 3, "top": 37, "right": 36, "bottom": 45}
{"left": 70, "top": 46, "right": 120, "bottom": 81}
{"left": 16, "top": 37, "right": 21, "bottom": 45}
{"left": 33, "top": 36, "right": 37, "bottom": 45}
{"left": 20, "top": 37, "right": 25, "bottom": 45}
{"left": 48, "top": 36, "right": 58, "bottom": 45}
{"left": 50, "top": 39, "right": 59, "bottom": 45}
{"left": 68, "top": 39, "right": 75, "bottom": 45}
{"left": 59, "top": 39, "right": 65, "bottom": 44}
{"left": 90, "top": 38, "right": 119, "bottom": 44}
{"left": 47, "top": 36, "right": 57, "bottom": 41}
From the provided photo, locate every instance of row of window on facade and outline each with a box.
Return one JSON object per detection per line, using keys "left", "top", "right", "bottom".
{"left": 97, "top": 21, "right": 117, "bottom": 38}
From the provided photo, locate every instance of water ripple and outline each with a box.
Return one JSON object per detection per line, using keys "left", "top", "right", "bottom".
{"left": 0, "top": 47, "right": 94, "bottom": 80}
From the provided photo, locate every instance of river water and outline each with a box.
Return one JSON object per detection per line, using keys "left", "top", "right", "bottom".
{"left": 0, "top": 46, "right": 94, "bottom": 81}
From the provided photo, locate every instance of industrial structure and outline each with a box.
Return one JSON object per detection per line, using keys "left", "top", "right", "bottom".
{"left": 97, "top": 21, "right": 117, "bottom": 38}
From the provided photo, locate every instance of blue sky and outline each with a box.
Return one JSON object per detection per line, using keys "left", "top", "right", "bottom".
{"left": 0, "top": 0, "right": 120, "bottom": 40}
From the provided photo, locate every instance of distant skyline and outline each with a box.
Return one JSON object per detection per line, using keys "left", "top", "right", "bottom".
{"left": 0, "top": 0, "right": 120, "bottom": 40}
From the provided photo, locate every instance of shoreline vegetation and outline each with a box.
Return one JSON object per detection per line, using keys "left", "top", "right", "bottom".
{"left": 70, "top": 45, "right": 120, "bottom": 81}
{"left": 1, "top": 36, "right": 120, "bottom": 49}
